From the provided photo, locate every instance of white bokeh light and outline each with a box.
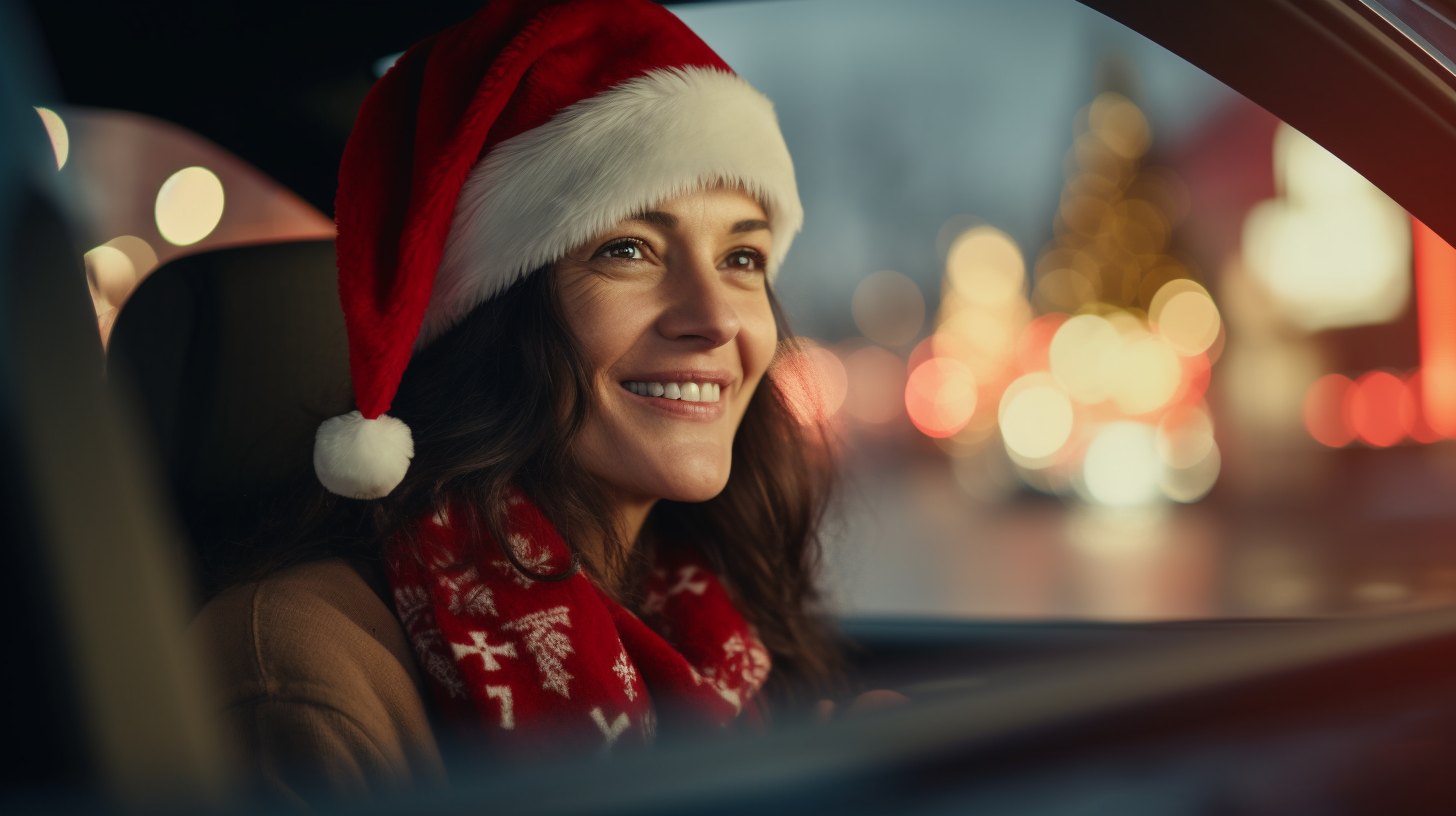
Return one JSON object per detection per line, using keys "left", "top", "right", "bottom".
{"left": 1242, "top": 124, "right": 1410, "bottom": 332}
{"left": 155, "top": 166, "right": 226, "bottom": 246}
{"left": 1080, "top": 422, "right": 1164, "bottom": 506}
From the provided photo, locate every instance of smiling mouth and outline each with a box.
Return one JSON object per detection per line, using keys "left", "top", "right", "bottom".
{"left": 621, "top": 380, "right": 722, "bottom": 403}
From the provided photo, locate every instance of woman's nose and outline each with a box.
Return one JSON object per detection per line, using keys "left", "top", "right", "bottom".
{"left": 656, "top": 254, "right": 740, "bottom": 348}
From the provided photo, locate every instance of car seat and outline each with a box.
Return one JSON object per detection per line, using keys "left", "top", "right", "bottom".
{"left": 106, "top": 239, "right": 352, "bottom": 593}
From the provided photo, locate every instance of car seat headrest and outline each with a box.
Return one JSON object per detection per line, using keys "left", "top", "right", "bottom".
{"left": 107, "top": 239, "right": 351, "bottom": 527}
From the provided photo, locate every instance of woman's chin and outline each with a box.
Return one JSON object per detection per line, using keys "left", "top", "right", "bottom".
{"left": 630, "top": 466, "right": 731, "bottom": 505}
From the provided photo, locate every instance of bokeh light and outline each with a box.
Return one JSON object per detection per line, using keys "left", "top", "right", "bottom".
{"left": 1413, "top": 217, "right": 1456, "bottom": 438}
{"left": 34, "top": 106, "right": 68, "bottom": 169}
{"left": 1081, "top": 422, "right": 1163, "bottom": 506}
{"left": 842, "top": 345, "right": 906, "bottom": 424}
{"left": 936, "top": 308, "right": 1021, "bottom": 365}
{"left": 1015, "top": 312, "right": 1068, "bottom": 372}
{"left": 1113, "top": 333, "right": 1182, "bottom": 415}
{"left": 999, "top": 373, "right": 1074, "bottom": 463}
{"left": 1088, "top": 92, "right": 1151, "bottom": 160}
{"left": 1049, "top": 313, "right": 1120, "bottom": 404}
{"left": 1172, "top": 352, "right": 1212, "bottom": 408}
{"left": 918, "top": 223, "right": 1035, "bottom": 446}
{"left": 908, "top": 332, "right": 975, "bottom": 375}
{"left": 905, "top": 357, "right": 977, "bottom": 438}
{"left": 900, "top": 91, "right": 1220, "bottom": 507}
{"left": 1156, "top": 404, "right": 1215, "bottom": 469}
{"left": 1242, "top": 124, "right": 1410, "bottom": 332}
{"left": 83, "top": 245, "right": 136, "bottom": 311}
{"left": 1033, "top": 267, "right": 1100, "bottom": 312}
{"left": 1160, "top": 442, "right": 1220, "bottom": 503}
{"left": 155, "top": 166, "right": 226, "bottom": 246}
{"left": 103, "top": 235, "right": 159, "bottom": 279}
{"left": 1403, "top": 372, "right": 1445, "bottom": 444}
{"left": 774, "top": 341, "right": 848, "bottom": 426}
{"left": 1149, "top": 279, "right": 1221, "bottom": 356}
{"left": 1345, "top": 370, "right": 1411, "bottom": 448}
{"left": 1303, "top": 373, "right": 1355, "bottom": 447}
{"left": 852, "top": 270, "right": 925, "bottom": 347}
{"left": 945, "top": 226, "right": 1025, "bottom": 306}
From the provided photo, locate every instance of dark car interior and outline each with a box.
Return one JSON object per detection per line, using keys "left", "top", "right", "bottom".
{"left": 9, "top": 0, "right": 1456, "bottom": 813}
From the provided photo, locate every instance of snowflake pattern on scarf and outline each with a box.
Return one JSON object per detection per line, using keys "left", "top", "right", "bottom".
{"left": 385, "top": 489, "right": 771, "bottom": 757}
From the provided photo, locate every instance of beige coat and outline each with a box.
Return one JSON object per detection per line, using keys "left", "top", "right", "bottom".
{"left": 190, "top": 558, "right": 447, "bottom": 803}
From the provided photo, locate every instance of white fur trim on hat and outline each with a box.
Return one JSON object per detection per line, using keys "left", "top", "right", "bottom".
{"left": 420, "top": 66, "right": 803, "bottom": 349}
{"left": 313, "top": 411, "right": 415, "bottom": 499}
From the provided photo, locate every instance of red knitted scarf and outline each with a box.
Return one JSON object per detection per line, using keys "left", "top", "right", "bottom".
{"left": 384, "top": 489, "right": 771, "bottom": 756}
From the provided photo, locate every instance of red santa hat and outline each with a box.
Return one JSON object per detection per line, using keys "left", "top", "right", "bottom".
{"left": 313, "top": 0, "right": 803, "bottom": 499}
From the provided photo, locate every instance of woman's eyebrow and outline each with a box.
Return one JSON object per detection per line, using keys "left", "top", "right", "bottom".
{"left": 731, "top": 219, "right": 770, "bottom": 234}
{"left": 626, "top": 211, "right": 678, "bottom": 229}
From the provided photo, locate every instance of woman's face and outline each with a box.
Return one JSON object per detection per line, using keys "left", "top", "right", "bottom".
{"left": 556, "top": 187, "right": 778, "bottom": 511}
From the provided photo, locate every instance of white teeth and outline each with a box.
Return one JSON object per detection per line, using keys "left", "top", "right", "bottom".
{"left": 627, "top": 381, "right": 722, "bottom": 402}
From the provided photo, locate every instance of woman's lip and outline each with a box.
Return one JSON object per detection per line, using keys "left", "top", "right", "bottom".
{"left": 618, "top": 371, "right": 734, "bottom": 387}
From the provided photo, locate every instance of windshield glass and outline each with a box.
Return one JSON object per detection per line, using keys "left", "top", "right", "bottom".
{"left": 38, "top": 0, "right": 1454, "bottom": 624}
{"left": 672, "top": 0, "right": 1456, "bottom": 621}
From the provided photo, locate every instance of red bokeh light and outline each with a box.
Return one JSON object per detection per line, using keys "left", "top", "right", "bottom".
{"left": 1303, "top": 374, "right": 1355, "bottom": 448}
{"left": 1014, "top": 312, "right": 1068, "bottom": 373}
{"left": 1344, "top": 370, "right": 1410, "bottom": 448}
{"left": 905, "top": 357, "right": 977, "bottom": 438}
{"left": 1169, "top": 352, "right": 1210, "bottom": 409}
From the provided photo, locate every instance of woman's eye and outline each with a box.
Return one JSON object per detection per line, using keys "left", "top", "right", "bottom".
{"left": 724, "top": 249, "right": 766, "bottom": 272}
{"left": 597, "top": 239, "right": 646, "bottom": 261}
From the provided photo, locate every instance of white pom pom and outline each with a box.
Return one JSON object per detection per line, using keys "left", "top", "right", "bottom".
{"left": 313, "top": 411, "right": 414, "bottom": 499}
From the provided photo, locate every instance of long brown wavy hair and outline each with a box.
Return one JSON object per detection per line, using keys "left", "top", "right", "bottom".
{"left": 200, "top": 266, "right": 844, "bottom": 710}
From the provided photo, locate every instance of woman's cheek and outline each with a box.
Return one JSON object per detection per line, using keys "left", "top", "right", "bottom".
{"left": 581, "top": 289, "right": 651, "bottom": 365}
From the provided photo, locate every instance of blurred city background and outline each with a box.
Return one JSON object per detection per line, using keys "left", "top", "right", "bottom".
{"left": 36, "top": 0, "right": 1456, "bottom": 622}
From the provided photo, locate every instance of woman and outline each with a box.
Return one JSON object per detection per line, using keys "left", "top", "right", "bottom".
{"left": 193, "top": 0, "right": 847, "bottom": 800}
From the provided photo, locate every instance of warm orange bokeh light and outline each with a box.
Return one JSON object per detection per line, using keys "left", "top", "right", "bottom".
{"left": 1304, "top": 373, "right": 1355, "bottom": 448}
{"left": 1403, "top": 371, "right": 1444, "bottom": 444}
{"left": 1345, "top": 370, "right": 1410, "bottom": 448}
{"left": 905, "top": 357, "right": 978, "bottom": 438}
{"left": 1413, "top": 217, "right": 1456, "bottom": 438}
